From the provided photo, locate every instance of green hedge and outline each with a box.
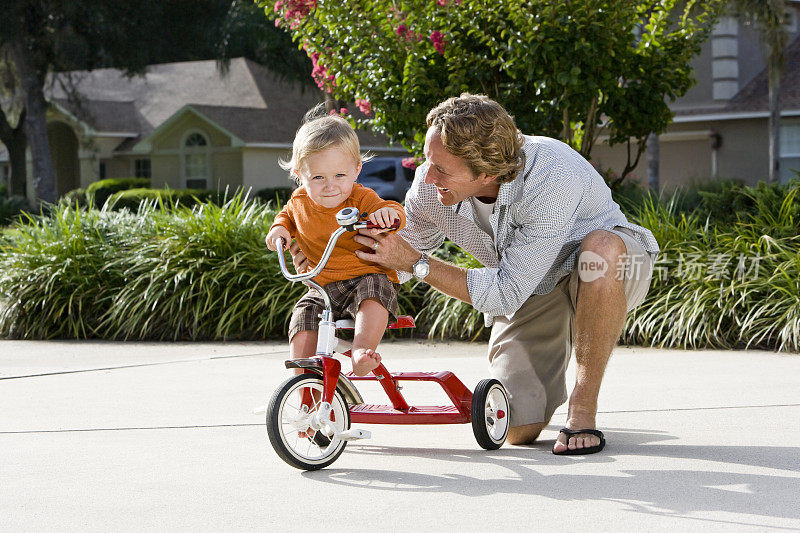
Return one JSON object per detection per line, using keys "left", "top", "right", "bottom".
{"left": 0, "top": 195, "right": 34, "bottom": 226}
{"left": 415, "top": 180, "right": 800, "bottom": 351}
{"left": 85, "top": 177, "right": 151, "bottom": 208}
{"left": 109, "top": 188, "right": 227, "bottom": 211}
{"left": 0, "top": 182, "right": 798, "bottom": 350}
{"left": 0, "top": 195, "right": 305, "bottom": 340}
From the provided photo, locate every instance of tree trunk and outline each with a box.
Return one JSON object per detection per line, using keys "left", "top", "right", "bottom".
{"left": 646, "top": 132, "right": 659, "bottom": 192}
{"left": 0, "top": 108, "right": 27, "bottom": 197}
{"left": 8, "top": 42, "right": 56, "bottom": 203}
{"left": 767, "top": 55, "right": 781, "bottom": 184}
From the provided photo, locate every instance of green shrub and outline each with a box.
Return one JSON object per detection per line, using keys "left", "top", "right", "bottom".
{"left": 63, "top": 188, "right": 87, "bottom": 208}
{"left": 0, "top": 183, "right": 8, "bottom": 197}
{"left": 623, "top": 183, "right": 800, "bottom": 351}
{"left": 1, "top": 181, "right": 798, "bottom": 350}
{"left": 255, "top": 186, "right": 294, "bottom": 207}
{"left": 86, "top": 177, "right": 150, "bottom": 208}
{"left": 0, "top": 194, "right": 306, "bottom": 340}
{"left": 415, "top": 181, "right": 800, "bottom": 351}
{"left": 0, "top": 195, "right": 34, "bottom": 226}
{"left": 109, "top": 188, "right": 226, "bottom": 211}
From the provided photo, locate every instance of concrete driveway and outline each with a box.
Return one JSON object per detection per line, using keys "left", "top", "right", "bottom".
{"left": 1, "top": 340, "right": 798, "bottom": 531}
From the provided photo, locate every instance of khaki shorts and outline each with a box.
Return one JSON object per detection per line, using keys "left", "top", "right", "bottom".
{"left": 488, "top": 227, "right": 654, "bottom": 427}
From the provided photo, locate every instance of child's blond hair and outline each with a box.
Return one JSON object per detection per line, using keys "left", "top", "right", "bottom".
{"left": 280, "top": 104, "right": 372, "bottom": 183}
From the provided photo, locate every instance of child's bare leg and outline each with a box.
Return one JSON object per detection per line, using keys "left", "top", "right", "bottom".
{"left": 351, "top": 298, "right": 389, "bottom": 376}
{"left": 290, "top": 330, "right": 323, "bottom": 435}
{"left": 290, "top": 330, "right": 317, "bottom": 376}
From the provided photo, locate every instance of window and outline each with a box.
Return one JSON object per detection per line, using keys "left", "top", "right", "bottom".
{"left": 99, "top": 161, "right": 107, "bottom": 180}
{"left": 134, "top": 159, "right": 151, "bottom": 179}
{"left": 181, "top": 131, "right": 210, "bottom": 189}
{"left": 779, "top": 121, "right": 800, "bottom": 183}
{"left": 0, "top": 164, "right": 9, "bottom": 185}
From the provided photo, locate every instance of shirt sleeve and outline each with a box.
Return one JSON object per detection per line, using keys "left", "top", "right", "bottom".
{"left": 397, "top": 164, "right": 446, "bottom": 254}
{"left": 466, "top": 162, "right": 583, "bottom": 316}
{"left": 270, "top": 199, "right": 297, "bottom": 236}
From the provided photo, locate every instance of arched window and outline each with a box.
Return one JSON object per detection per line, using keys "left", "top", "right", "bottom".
{"left": 182, "top": 130, "right": 210, "bottom": 189}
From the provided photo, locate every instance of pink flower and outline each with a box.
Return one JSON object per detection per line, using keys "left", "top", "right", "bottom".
{"left": 339, "top": 107, "right": 348, "bottom": 115}
{"left": 309, "top": 52, "right": 336, "bottom": 92}
{"left": 436, "top": 0, "right": 449, "bottom": 5}
{"left": 355, "top": 99, "right": 372, "bottom": 116}
{"left": 429, "top": 30, "right": 446, "bottom": 55}
{"left": 402, "top": 157, "right": 423, "bottom": 170}
{"left": 396, "top": 24, "right": 408, "bottom": 37}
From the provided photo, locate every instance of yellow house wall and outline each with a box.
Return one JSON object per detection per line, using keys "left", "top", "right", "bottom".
{"left": 146, "top": 112, "right": 244, "bottom": 190}
{"left": 242, "top": 147, "right": 293, "bottom": 192}
{"left": 212, "top": 151, "right": 243, "bottom": 190}
{"left": 589, "top": 118, "right": 770, "bottom": 193}
{"left": 154, "top": 114, "right": 232, "bottom": 150}
{"left": 152, "top": 155, "right": 180, "bottom": 189}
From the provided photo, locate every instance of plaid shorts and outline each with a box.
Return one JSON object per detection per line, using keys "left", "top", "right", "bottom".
{"left": 288, "top": 273, "right": 400, "bottom": 341}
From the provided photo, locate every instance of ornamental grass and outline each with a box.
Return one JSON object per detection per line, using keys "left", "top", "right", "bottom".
{"left": 418, "top": 181, "right": 800, "bottom": 352}
{"left": 0, "top": 194, "right": 306, "bottom": 340}
{"left": 0, "top": 182, "right": 798, "bottom": 351}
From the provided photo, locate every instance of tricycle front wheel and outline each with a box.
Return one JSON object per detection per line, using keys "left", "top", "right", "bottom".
{"left": 471, "top": 379, "right": 510, "bottom": 450}
{"left": 266, "top": 374, "right": 350, "bottom": 470}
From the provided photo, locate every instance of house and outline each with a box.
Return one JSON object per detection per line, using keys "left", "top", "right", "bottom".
{"left": 0, "top": 58, "right": 405, "bottom": 198}
{"left": 592, "top": 4, "right": 800, "bottom": 191}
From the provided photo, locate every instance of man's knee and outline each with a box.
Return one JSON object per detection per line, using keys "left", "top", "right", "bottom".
{"left": 507, "top": 421, "right": 548, "bottom": 445}
{"left": 577, "top": 230, "right": 627, "bottom": 290}
{"left": 580, "top": 230, "right": 626, "bottom": 262}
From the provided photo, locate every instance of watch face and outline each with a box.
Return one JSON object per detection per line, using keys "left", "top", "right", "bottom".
{"left": 413, "top": 261, "right": 429, "bottom": 278}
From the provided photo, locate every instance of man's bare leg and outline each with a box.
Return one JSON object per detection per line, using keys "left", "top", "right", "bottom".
{"left": 507, "top": 420, "right": 550, "bottom": 445}
{"left": 553, "top": 230, "right": 628, "bottom": 453}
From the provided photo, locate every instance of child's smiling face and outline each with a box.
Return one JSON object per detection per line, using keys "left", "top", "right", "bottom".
{"left": 296, "top": 146, "right": 362, "bottom": 209}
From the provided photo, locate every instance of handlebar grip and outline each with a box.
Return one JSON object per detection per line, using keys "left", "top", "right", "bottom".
{"left": 364, "top": 219, "right": 401, "bottom": 230}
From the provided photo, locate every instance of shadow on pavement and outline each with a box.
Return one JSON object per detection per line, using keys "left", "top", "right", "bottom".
{"left": 300, "top": 427, "right": 800, "bottom": 523}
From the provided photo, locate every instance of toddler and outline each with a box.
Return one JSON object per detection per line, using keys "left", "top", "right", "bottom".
{"left": 266, "top": 110, "right": 406, "bottom": 376}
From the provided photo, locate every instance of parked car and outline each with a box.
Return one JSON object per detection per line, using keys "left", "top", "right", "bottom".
{"left": 358, "top": 157, "right": 416, "bottom": 202}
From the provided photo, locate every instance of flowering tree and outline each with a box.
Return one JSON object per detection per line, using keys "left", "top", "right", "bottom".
{"left": 265, "top": 0, "right": 723, "bottom": 179}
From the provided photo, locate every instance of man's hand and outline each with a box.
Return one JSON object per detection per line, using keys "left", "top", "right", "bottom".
{"left": 287, "top": 239, "right": 309, "bottom": 273}
{"left": 353, "top": 228, "right": 419, "bottom": 272}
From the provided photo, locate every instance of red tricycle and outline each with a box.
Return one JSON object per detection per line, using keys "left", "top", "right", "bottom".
{"left": 256, "top": 207, "right": 510, "bottom": 470}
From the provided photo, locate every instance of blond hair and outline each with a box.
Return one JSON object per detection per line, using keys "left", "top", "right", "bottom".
{"left": 426, "top": 93, "right": 524, "bottom": 184}
{"left": 280, "top": 104, "right": 371, "bottom": 183}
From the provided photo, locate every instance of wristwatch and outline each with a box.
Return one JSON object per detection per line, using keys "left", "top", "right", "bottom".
{"left": 412, "top": 253, "right": 430, "bottom": 280}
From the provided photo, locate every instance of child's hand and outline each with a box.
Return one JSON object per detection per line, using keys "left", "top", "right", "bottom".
{"left": 368, "top": 207, "right": 401, "bottom": 229}
{"left": 266, "top": 225, "right": 292, "bottom": 251}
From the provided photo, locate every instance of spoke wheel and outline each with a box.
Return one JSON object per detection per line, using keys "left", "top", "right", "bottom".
{"left": 471, "top": 379, "right": 510, "bottom": 450}
{"left": 266, "top": 374, "right": 350, "bottom": 470}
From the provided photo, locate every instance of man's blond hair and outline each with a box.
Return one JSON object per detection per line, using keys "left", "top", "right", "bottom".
{"left": 426, "top": 94, "right": 523, "bottom": 184}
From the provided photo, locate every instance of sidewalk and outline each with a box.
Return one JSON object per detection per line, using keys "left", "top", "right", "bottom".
{"left": 1, "top": 340, "right": 798, "bottom": 531}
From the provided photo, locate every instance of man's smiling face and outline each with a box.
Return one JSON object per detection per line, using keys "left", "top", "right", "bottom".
{"left": 423, "top": 127, "right": 498, "bottom": 207}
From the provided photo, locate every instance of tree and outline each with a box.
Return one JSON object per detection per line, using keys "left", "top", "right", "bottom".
{"left": 0, "top": 47, "right": 26, "bottom": 197}
{"left": 265, "top": 0, "right": 723, "bottom": 184}
{"left": 0, "top": 0, "right": 312, "bottom": 204}
{"left": 733, "top": 0, "right": 789, "bottom": 184}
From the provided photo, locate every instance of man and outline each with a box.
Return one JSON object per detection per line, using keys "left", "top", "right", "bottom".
{"left": 300, "top": 93, "right": 658, "bottom": 454}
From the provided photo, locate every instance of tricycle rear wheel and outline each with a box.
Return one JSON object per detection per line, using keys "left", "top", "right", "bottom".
{"left": 471, "top": 379, "right": 510, "bottom": 450}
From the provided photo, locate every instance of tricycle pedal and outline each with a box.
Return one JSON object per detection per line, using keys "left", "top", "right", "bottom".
{"left": 335, "top": 428, "right": 371, "bottom": 441}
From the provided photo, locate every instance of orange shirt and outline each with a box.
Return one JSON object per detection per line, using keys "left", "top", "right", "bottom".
{"left": 271, "top": 183, "right": 407, "bottom": 286}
